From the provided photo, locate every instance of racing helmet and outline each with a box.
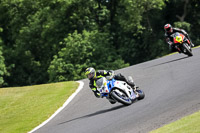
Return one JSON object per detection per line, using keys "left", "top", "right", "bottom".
{"left": 85, "top": 67, "right": 96, "bottom": 80}
{"left": 164, "top": 24, "right": 173, "bottom": 33}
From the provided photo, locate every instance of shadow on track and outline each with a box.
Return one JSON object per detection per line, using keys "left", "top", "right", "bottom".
{"left": 146, "top": 56, "right": 190, "bottom": 68}
{"left": 58, "top": 105, "right": 126, "bottom": 125}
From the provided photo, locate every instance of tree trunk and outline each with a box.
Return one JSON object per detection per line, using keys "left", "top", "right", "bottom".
{"left": 176, "top": 0, "right": 189, "bottom": 21}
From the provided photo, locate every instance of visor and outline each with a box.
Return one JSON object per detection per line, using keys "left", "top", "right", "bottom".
{"left": 166, "top": 28, "right": 171, "bottom": 31}
{"left": 87, "top": 73, "right": 94, "bottom": 79}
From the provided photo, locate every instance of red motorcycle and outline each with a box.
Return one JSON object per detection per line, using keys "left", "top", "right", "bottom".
{"left": 171, "top": 32, "right": 193, "bottom": 56}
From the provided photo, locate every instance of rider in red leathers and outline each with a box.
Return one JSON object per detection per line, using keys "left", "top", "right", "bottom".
{"left": 164, "top": 24, "right": 194, "bottom": 52}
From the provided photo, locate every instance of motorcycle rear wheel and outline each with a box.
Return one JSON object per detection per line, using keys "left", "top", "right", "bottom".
{"left": 136, "top": 89, "right": 145, "bottom": 100}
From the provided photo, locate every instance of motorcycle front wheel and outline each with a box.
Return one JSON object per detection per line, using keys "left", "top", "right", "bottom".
{"left": 111, "top": 89, "right": 132, "bottom": 106}
{"left": 182, "top": 43, "right": 193, "bottom": 56}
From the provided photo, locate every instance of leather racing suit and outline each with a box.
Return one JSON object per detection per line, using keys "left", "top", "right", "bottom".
{"left": 165, "top": 28, "right": 193, "bottom": 52}
{"left": 88, "top": 70, "right": 135, "bottom": 98}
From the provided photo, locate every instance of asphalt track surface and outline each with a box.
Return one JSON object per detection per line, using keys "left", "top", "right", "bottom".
{"left": 34, "top": 47, "right": 200, "bottom": 133}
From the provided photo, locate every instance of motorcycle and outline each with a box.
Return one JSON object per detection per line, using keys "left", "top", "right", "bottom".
{"left": 171, "top": 32, "right": 193, "bottom": 56}
{"left": 96, "top": 76, "right": 145, "bottom": 106}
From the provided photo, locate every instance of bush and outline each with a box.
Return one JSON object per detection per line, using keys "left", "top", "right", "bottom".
{"left": 0, "top": 45, "right": 9, "bottom": 87}
{"left": 48, "top": 30, "right": 129, "bottom": 82}
{"left": 174, "top": 21, "right": 191, "bottom": 33}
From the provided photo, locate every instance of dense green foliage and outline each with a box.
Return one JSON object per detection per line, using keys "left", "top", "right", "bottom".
{"left": 0, "top": 28, "right": 9, "bottom": 86}
{"left": 48, "top": 30, "right": 128, "bottom": 82}
{"left": 0, "top": 0, "right": 199, "bottom": 87}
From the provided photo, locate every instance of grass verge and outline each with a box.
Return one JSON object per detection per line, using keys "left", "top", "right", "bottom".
{"left": 0, "top": 81, "right": 79, "bottom": 133}
{"left": 150, "top": 110, "right": 200, "bottom": 133}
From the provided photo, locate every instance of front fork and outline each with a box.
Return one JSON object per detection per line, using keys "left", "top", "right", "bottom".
{"left": 175, "top": 43, "right": 191, "bottom": 53}
{"left": 175, "top": 45, "right": 182, "bottom": 53}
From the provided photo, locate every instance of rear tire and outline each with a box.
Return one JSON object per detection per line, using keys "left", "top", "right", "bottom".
{"left": 136, "top": 89, "right": 145, "bottom": 100}
{"left": 111, "top": 89, "right": 132, "bottom": 106}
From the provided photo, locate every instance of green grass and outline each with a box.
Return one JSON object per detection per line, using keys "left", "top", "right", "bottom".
{"left": 150, "top": 111, "right": 200, "bottom": 133}
{"left": 0, "top": 81, "right": 79, "bottom": 133}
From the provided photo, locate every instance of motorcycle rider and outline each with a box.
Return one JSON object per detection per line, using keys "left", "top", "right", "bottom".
{"left": 85, "top": 67, "right": 138, "bottom": 104}
{"left": 164, "top": 24, "right": 194, "bottom": 52}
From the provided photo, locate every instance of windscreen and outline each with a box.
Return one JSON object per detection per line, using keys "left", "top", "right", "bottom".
{"left": 171, "top": 32, "right": 180, "bottom": 38}
{"left": 96, "top": 78, "right": 103, "bottom": 88}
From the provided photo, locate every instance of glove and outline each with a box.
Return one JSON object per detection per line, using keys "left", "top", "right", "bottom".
{"left": 94, "top": 91, "right": 102, "bottom": 98}
{"left": 107, "top": 70, "right": 114, "bottom": 80}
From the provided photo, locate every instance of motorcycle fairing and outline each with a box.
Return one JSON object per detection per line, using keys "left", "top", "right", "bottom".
{"left": 113, "top": 80, "right": 137, "bottom": 100}
{"left": 173, "top": 33, "right": 185, "bottom": 44}
{"left": 96, "top": 77, "right": 137, "bottom": 100}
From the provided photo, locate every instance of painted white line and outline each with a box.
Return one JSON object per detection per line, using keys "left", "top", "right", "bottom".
{"left": 28, "top": 81, "right": 84, "bottom": 133}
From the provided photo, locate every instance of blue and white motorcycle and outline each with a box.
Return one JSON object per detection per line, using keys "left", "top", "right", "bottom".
{"left": 96, "top": 76, "right": 145, "bottom": 106}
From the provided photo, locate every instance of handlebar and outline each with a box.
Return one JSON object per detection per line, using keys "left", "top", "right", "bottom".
{"left": 106, "top": 70, "right": 115, "bottom": 80}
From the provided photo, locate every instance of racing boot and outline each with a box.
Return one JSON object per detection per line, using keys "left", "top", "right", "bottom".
{"left": 132, "top": 85, "right": 139, "bottom": 98}
{"left": 189, "top": 40, "right": 194, "bottom": 47}
{"left": 127, "top": 76, "right": 139, "bottom": 98}
{"left": 191, "top": 42, "right": 195, "bottom": 47}
{"left": 127, "top": 82, "right": 139, "bottom": 98}
{"left": 186, "top": 35, "right": 195, "bottom": 47}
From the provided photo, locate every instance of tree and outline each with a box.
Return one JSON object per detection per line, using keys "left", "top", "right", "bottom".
{"left": 104, "top": 0, "right": 168, "bottom": 64}
{"left": 0, "top": 0, "right": 75, "bottom": 86}
{"left": 0, "top": 0, "right": 199, "bottom": 87}
{"left": 48, "top": 30, "right": 95, "bottom": 82}
{"left": 48, "top": 30, "right": 128, "bottom": 82}
{"left": 0, "top": 28, "right": 9, "bottom": 87}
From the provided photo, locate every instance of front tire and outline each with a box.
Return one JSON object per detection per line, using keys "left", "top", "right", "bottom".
{"left": 110, "top": 89, "right": 132, "bottom": 106}
{"left": 182, "top": 43, "right": 193, "bottom": 56}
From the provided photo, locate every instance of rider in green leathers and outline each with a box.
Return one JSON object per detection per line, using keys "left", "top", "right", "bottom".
{"left": 85, "top": 67, "right": 138, "bottom": 104}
